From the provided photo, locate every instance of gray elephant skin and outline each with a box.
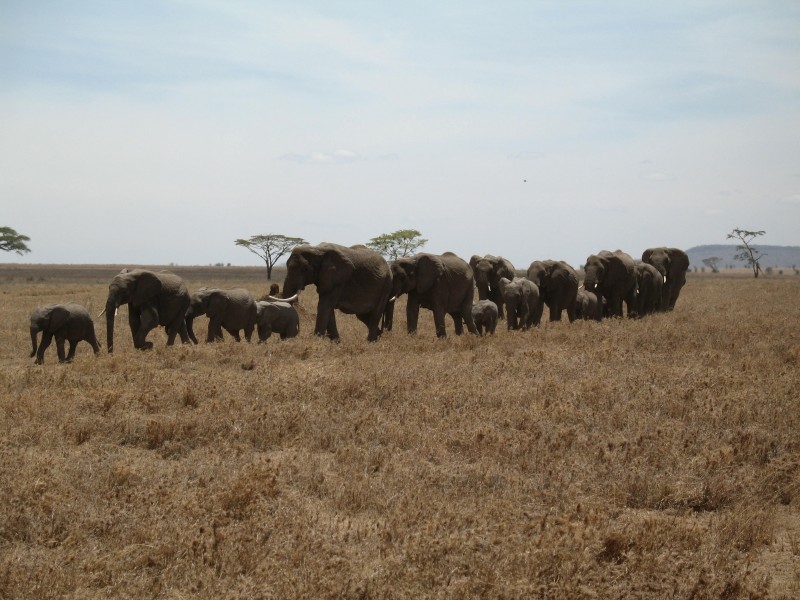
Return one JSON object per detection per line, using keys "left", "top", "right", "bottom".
{"left": 471, "top": 300, "right": 498, "bottom": 335}
{"left": 186, "top": 287, "right": 257, "bottom": 343}
{"left": 574, "top": 290, "right": 602, "bottom": 321}
{"left": 469, "top": 255, "right": 516, "bottom": 320}
{"left": 104, "top": 269, "right": 191, "bottom": 352}
{"left": 526, "top": 260, "right": 578, "bottom": 324}
{"left": 281, "top": 243, "right": 392, "bottom": 342}
{"left": 583, "top": 250, "right": 636, "bottom": 318}
{"left": 256, "top": 300, "right": 299, "bottom": 341}
{"left": 641, "top": 247, "right": 689, "bottom": 311}
{"left": 387, "top": 252, "right": 478, "bottom": 338}
{"left": 634, "top": 262, "right": 664, "bottom": 317}
{"left": 30, "top": 302, "right": 100, "bottom": 364}
{"left": 498, "top": 277, "right": 540, "bottom": 331}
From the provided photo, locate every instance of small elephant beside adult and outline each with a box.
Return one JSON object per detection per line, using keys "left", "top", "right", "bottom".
{"left": 526, "top": 260, "right": 578, "bottom": 324}
{"left": 642, "top": 247, "right": 690, "bottom": 311}
{"left": 102, "top": 269, "right": 191, "bottom": 352}
{"left": 471, "top": 300, "right": 498, "bottom": 336}
{"left": 255, "top": 300, "right": 299, "bottom": 341}
{"left": 633, "top": 262, "right": 664, "bottom": 317}
{"left": 583, "top": 250, "right": 637, "bottom": 318}
{"left": 186, "top": 287, "right": 257, "bottom": 343}
{"left": 498, "top": 277, "right": 539, "bottom": 331}
{"left": 387, "top": 252, "right": 478, "bottom": 338}
{"left": 30, "top": 302, "right": 100, "bottom": 364}
{"left": 574, "top": 290, "right": 602, "bottom": 321}
{"left": 280, "top": 243, "right": 392, "bottom": 342}
{"left": 469, "top": 255, "right": 516, "bottom": 320}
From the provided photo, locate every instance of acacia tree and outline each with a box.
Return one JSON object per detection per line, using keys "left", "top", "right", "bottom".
{"left": 0, "top": 227, "right": 31, "bottom": 255}
{"left": 701, "top": 257, "right": 722, "bottom": 273}
{"left": 727, "top": 228, "right": 766, "bottom": 278}
{"left": 235, "top": 234, "right": 307, "bottom": 279}
{"left": 366, "top": 229, "right": 427, "bottom": 261}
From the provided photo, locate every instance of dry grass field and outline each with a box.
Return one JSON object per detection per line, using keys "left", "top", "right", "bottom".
{"left": 1, "top": 264, "right": 799, "bottom": 599}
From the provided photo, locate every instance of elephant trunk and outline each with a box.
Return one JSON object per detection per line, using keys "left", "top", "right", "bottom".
{"left": 105, "top": 298, "right": 117, "bottom": 353}
{"left": 30, "top": 327, "right": 39, "bottom": 358}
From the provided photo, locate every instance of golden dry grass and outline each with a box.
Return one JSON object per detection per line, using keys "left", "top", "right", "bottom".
{"left": 1, "top": 265, "right": 799, "bottom": 599}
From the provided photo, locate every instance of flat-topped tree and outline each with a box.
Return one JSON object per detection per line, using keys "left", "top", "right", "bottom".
{"left": 235, "top": 234, "right": 308, "bottom": 279}
{"left": 0, "top": 226, "right": 31, "bottom": 255}
{"left": 366, "top": 229, "right": 427, "bottom": 261}
{"left": 727, "top": 228, "right": 766, "bottom": 278}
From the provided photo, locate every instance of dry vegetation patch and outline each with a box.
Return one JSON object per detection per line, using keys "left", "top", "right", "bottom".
{"left": 1, "top": 266, "right": 799, "bottom": 598}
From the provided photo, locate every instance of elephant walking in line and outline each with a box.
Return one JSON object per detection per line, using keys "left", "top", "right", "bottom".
{"left": 498, "top": 277, "right": 540, "bottom": 331}
{"left": 469, "top": 255, "right": 516, "bottom": 320}
{"left": 387, "top": 252, "right": 478, "bottom": 338}
{"left": 30, "top": 302, "right": 100, "bottom": 364}
{"left": 186, "top": 287, "right": 257, "bottom": 343}
{"left": 255, "top": 301, "right": 299, "bottom": 341}
{"left": 575, "top": 290, "right": 602, "bottom": 321}
{"left": 634, "top": 262, "right": 664, "bottom": 317}
{"left": 583, "top": 250, "right": 637, "bottom": 318}
{"left": 103, "top": 269, "right": 191, "bottom": 352}
{"left": 642, "top": 247, "right": 690, "bottom": 311}
{"left": 471, "top": 300, "right": 499, "bottom": 335}
{"left": 280, "top": 243, "right": 392, "bottom": 342}
{"left": 526, "top": 260, "right": 578, "bottom": 325}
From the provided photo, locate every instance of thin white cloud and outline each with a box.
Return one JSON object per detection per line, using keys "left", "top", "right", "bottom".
{"left": 278, "top": 149, "right": 363, "bottom": 164}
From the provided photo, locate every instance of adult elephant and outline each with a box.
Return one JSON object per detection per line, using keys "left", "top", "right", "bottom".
{"left": 102, "top": 269, "right": 191, "bottom": 352}
{"left": 279, "top": 243, "right": 391, "bottom": 342}
{"left": 387, "top": 252, "right": 478, "bottom": 338}
{"left": 186, "top": 287, "right": 257, "bottom": 343}
{"left": 634, "top": 262, "right": 664, "bottom": 317}
{"left": 526, "top": 260, "right": 578, "bottom": 325}
{"left": 498, "top": 277, "right": 539, "bottom": 330}
{"left": 583, "top": 250, "right": 636, "bottom": 318}
{"left": 30, "top": 302, "right": 100, "bottom": 364}
{"left": 469, "top": 255, "right": 516, "bottom": 320}
{"left": 642, "top": 247, "right": 690, "bottom": 311}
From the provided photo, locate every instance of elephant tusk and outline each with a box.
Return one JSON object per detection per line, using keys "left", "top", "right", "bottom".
{"left": 578, "top": 284, "right": 584, "bottom": 291}
{"left": 663, "top": 276, "right": 667, "bottom": 284}
{"left": 388, "top": 296, "right": 396, "bottom": 303}
{"left": 97, "top": 308, "right": 106, "bottom": 318}
{"left": 264, "top": 293, "right": 299, "bottom": 303}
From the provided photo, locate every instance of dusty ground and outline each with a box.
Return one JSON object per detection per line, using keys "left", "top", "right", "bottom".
{"left": 1, "top": 264, "right": 799, "bottom": 598}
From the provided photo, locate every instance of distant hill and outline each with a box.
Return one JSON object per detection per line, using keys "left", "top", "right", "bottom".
{"left": 686, "top": 245, "right": 800, "bottom": 269}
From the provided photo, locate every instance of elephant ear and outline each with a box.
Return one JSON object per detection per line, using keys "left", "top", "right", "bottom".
{"left": 668, "top": 249, "right": 689, "bottom": 275}
{"left": 642, "top": 248, "right": 654, "bottom": 263}
{"left": 130, "top": 271, "right": 163, "bottom": 307}
{"left": 469, "top": 255, "right": 482, "bottom": 270}
{"left": 416, "top": 254, "right": 444, "bottom": 294}
{"left": 499, "top": 258, "right": 516, "bottom": 279}
{"left": 46, "top": 305, "right": 71, "bottom": 331}
{"left": 318, "top": 249, "right": 355, "bottom": 292}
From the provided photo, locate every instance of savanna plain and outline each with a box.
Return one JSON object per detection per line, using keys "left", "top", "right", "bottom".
{"left": 1, "top": 264, "right": 799, "bottom": 599}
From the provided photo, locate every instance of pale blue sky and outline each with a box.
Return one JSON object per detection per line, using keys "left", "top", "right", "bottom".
{"left": 2, "top": 1, "right": 799, "bottom": 268}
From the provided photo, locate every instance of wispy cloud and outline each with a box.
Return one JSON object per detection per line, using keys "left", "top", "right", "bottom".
{"left": 278, "top": 149, "right": 363, "bottom": 164}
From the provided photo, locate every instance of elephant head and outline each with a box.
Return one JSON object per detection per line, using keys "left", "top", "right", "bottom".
{"left": 469, "top": 255, "right": 515, "bottom": 301}
{"left": 390, "top": 254, "right": 445, "bottom": 298}
{"left": 104, "top": 269, "right": 163, "bottom": 352}
{"left": 641, "top": 247, "right": 689, "bottom": 310}
{"left": 282, "top": 245, "right": 355, "bottom": 298}
{"left": 29, "top": 304, "right": 69, "bottom": 358}
{"left": 583, "top": 251, "right": 636, "bottom": 317}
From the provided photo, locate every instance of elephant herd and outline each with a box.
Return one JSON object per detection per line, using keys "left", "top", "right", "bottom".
{"left": 27, "top": 244, "right": 689, "bottom": 363}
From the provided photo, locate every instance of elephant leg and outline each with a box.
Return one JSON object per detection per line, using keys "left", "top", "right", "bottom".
{"left": 66, "top": 339, "right": 78, "bottom": 362}
{"left": 461, "top": 299, "right": 478, "bottom": 335}
{"left": 243, "top": 324, "right": 254, "bottom": 343}
{"left": 87, "top": 328, "right": 101, "bottom": 353}
{"left": 450, "top": 312, "right": 464, "bottom": 335}
{"left": 186, "top": 316, "right": 198, "bottom": 344}
{"left": 406, "top": 296, "right": 420, "bottom": 334}
{"left": 489, "top": 289, "right": 504, "bottom": 320}
{"left": 532, "top": 298, "right": 545, "bottom": 326}
{"left": 207, "top": 317, "right": 224, "bottom": 343}
{"left": 258, "top": 324, "right": 272, "bottom": 342}
{"left": 475, "top": 322, "right": 483, "bottom": 336}
{"left": 326, "top": 311, "right": 340, "bottom": 341}
{"left": 36, "top": 331, "right": 54, "bottom": 364}
{"left": 314, "top": 293, "right": 339, "bottom": 338}
{"left": 135, "top": 306, "right": 158, "bottom": 350}
{"left": 432, "top": 305, "right": 447, "bottom": 338}
{"left": 223, "top": 326, "right": 241, "bottom": 342}
{"left": 56, "top": 336, "right": 67, "bottom": 362}
{"left": 547, "top": 300, "right": 561, "bottom": 322}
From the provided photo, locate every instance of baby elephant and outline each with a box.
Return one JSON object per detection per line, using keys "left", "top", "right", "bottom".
{"left": 255, "top": 301, "right": 299, "bottom": 341}
{"left": 575, "top": 289, "right": 602, "bottom": 321}
{"left": 30, "top": 302, "right": 100, "bottom": 364}
{"left": 471, "top": 300, "right": 498, "bottom": 335}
